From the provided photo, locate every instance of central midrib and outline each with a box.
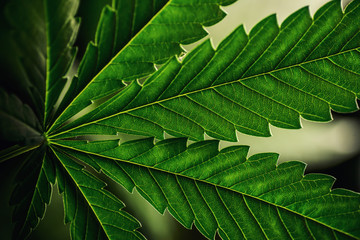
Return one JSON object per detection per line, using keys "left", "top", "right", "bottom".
{"left": 48, "top": 46, "right": 359, "bottom": 139}
{"left": 48, "top": 0, "right": 173, "bottom": 133}
{"left": 50, "top": 140, "right": 356, "bottom": 239}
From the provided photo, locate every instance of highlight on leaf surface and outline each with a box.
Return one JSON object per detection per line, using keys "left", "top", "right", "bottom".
{"left": 51, "top": 0, "right": 360, "bottom": 143}
{"left": 53, "top": 148, "right": 145, "bottom": 240}
{"left": 52, "top": 137, "right": 360, "bottom": 240}
{"left": 0, "top": 0, "right": 360, "bottom": 239}
{"left": 50, "top": 0, "right": 237, "bottom": 132}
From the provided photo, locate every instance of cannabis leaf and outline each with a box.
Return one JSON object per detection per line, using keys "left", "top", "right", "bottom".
{"left": 54, "top": 149, "right": 145, "bottom": 240}
{"left": 50, "top": 0, "right": 236, "bottom": 132}
{"left": 1, "top": 0, "right": 79, "bottom": 238}
{"left": 1, "top": 0, "right": 359, "bottom": 239}
{"left": 53, "top": 137, "right": 360, "bottom": 239}
{"left": 8, "top": 147, "right": 55, "bottom": 240}
{"left": 51, "top": 0, "right": 360, "bottom": 142}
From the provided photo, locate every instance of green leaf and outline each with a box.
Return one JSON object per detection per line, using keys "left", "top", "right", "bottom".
{"left": 42, "top": 0, "right": 80, "bottom": 126}
{"left": 2, "top": 0, "right": 360, "bottom": 239}
{"left": 9, "top": 147, "right": 55, "bottom": 240}
{"left": 1, "top": 1, "right": 45, "bottom": 119}
{"left": 51, "top": 0, "right": 360, "bottom": 141}
{"left": 1, "top": 0, "right": 79, "bottom": 238}
{"left": 52, "top": 137, "right": 360, "bottom": 240}
{"left": 0, "top": 88, "right": 43, "bottom": 146}
{"left": 2, "top": 0, "right": 80, "bottom": 126}
{"left": 50, "top": 0, "right": 236, "bottom": 132}
{"left": 52, "top": 147, "right": 145, "bottom": 240}
{"left": 0, "top": 145, "right": 41, "bottom": 163}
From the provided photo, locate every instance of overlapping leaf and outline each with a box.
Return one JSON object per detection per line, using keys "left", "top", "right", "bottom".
{"left": 1, "top": 0, "right": 46, "bottom": 119}
{"left": 1, "top": 0, "right": 80, "bottom": 126}
{"left": 9, "top": 148, "right": 55, "bottom": 240}
{"left": 50, "top": 0, "right": 237, "bottom": 132}
{"left": 52, "top": 137, "right": 360, "bottom": 239}
{"left": 2, "top": 0, "right": 360, "bottom": 239}
{"left": 53, "top": 148, "right": 145, "bottom": 240}
{"left": 2, "top": 0, "right": 241, "bottom": 238}
{"left": 42, "top": 0, "right": 80, "bottom": 126}
{"left": 53, "top": 0, "right": 169, "bottom": 122}
{"left": 0, "top": 89, "right": 42, "bottom": 148}
{"left": 51, "top": 0, "right": 360, "bottom": 142}
{"left": 1, "top": 0, "right": 80, "bottom": 238}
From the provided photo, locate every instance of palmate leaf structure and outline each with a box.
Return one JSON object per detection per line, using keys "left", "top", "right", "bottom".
{"left": 0, "top": 0, "right": 359, "bottom": 240}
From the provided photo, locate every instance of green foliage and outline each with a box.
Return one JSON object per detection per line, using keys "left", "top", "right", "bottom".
{"left": 9, "top": 147, "right": 54, "bottom": 239}
{"left": 54, "top": 149, "right": 145, "bottom": 240}
{"left": 54, "top": 137, "right": 360, "bottom": 239}
{"left": 0, "top": 0, "right": 359, "bottom": 239}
